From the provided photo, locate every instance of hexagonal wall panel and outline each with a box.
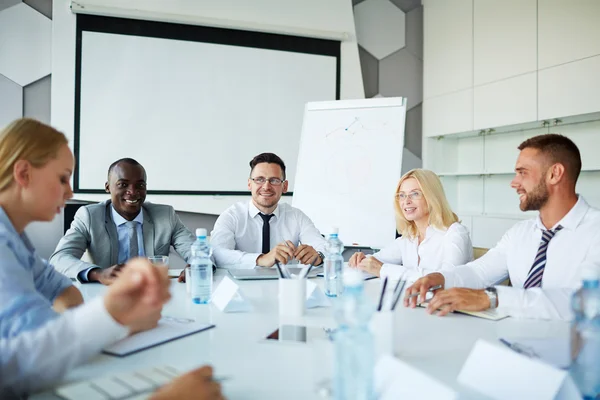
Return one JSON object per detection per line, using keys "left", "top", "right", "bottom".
{"left": 0, "top": 0, "right": 20, "bottom": 12}
{"left": 354, "top": 0, "right": 406, "bottom": 60}
{"left": 24, "top": 0, "right": 53, "bottom": 19}
{"left": 0, "top": 73, "right": 23, "bottom": 128}
{"left": 358, "top": 46, "right": 379, "bottom": 98}
{"left": 404, "top": 104, "right": 422, "bottom": 157}
{"left": 0, "top": 3, "right": 52, "bottom": 86}
{"left": 405, "top": 6, "right": 423, "bottom": 60}
{"left": 24, "top": 75, "right": 51, "bottom": 123}
{"left": 379, "top": 48, "right": 422, "bottom": 109}
{"left": 390, "top": 0, "right": 422, "bottom": 13}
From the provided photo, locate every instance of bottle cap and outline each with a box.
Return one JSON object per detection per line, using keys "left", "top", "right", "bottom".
{"left": 343, "top": 268, "right": 363, "bottom": 287}
{"left": 196, "top": 228, "right": 207, "bottom": 237}
{"left": 330, "top": 227, "right": 339, "bottom": 235}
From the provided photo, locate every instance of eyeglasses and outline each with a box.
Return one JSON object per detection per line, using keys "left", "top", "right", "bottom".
{"left": 250, "top": 177, "right": 284, "bottom": 186}
{"left": 395, "top": 191, "right": 423, "bottom": 201}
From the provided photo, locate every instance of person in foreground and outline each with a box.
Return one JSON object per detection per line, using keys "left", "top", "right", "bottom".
{"left": 349, "top": 169, "right": 472, "bottom": 282}
{"left": 405, "top": 134, "right": 600, "bottom": 320}
{"left": 0, "top": 119, "right": 224, "bottom": 400}
{"left": 50, "top": 158, "right": 196, "bottom": 285}
{"left": 211, "top": 152, "right": 326, "bottom": 268}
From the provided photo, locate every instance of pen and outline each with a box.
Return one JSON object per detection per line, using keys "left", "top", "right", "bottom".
{"left": 406, "top": 284, "right": 443, "bottom": 299}
{"left": 377, "top": 276, "right": 388, "bottom": 311}
{"left": 274, "top": 261, "right": 285, "bottom": 279}
{"left": 390, "top": 280, "right": 406, "bottom": 310}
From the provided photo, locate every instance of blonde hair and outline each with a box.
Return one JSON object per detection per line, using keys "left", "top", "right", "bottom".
{"left": 0, "top": 118, "right": 68, "bottom": 192}
{"left": 394, "top": 169, "right": 459, "bottom": 239}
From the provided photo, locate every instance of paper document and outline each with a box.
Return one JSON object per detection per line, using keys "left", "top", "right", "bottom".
{"left": 103, "top": 316, "right": 215, "bottom": 357}
{"left": 456, "top": 309, "right": 510, "bottom": 321}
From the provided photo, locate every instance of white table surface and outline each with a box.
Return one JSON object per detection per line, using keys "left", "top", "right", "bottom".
{"left": 33, "top": 271, "right": 570, "bottom": 399}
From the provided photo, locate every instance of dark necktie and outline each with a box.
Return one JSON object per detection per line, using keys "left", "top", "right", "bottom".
{"left": 126, "top": 221, "right": 139, "bottom": 260}
{"left": 523, "top": 225, "right": 563, "bottom": 289}
{"left": 259, "top": 213, "right": 273, "bottom": 254}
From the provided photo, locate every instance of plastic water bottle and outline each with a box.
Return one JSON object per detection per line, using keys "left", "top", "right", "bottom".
{"left": 190, "top": 228, "right": 213, "bottom": 304}
{"left": 325, "top": 227, "right": 344, "bottom": 297}
{"left": 333, "top": 268, "right": 375, "bottom": 400}
{"left": 570, "top": 267, "right": 600, "bottom": 399}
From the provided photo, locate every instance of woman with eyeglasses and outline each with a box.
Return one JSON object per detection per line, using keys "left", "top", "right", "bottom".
{"left": 349, "top": 169, "right": 473, "bottom": 283}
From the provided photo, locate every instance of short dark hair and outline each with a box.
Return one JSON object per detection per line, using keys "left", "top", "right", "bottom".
{"left": 518, "top": 134, "right": 582, "bottom": 183}
{"left": 249, "top": 153, "right": 286, "bottom": 180}
{"left": 107, "top": 158, "right": 144, "bottom": 180}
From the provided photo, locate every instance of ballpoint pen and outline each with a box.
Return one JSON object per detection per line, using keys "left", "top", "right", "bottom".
{"left": 406, "top": 284, "right": 443, "bottom": 299}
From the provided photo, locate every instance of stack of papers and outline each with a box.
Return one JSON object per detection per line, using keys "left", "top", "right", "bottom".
{"left": 103, "top": 316, "right": 215, "bottom": 357}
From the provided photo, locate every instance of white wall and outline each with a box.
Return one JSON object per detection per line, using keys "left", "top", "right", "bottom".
{"left": 51, "top": 0, "right": 364, "bottom": 215}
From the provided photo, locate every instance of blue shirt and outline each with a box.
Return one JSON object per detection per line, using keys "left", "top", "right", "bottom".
{"left": 78, "top": 206, "right": 146, "bottom": 282}
{"left": 111, "top": 206, "right": 145, "bottom": 264}
{"left": 0, "top": 206, "right": 73, "bottom": 339}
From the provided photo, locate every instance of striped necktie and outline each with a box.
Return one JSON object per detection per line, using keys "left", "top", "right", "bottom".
{"left": 523, "top": 225, "right": 563, "bottom": 289}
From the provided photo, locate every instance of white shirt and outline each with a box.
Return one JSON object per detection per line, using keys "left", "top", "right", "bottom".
{"left": 373, "top": 222, "right": 473, "bottom": 283}
{"left": 211, "top": 200, "right": 327, "bottom": 268}
{"left": 442, "top": 196, "right": 600, "bottom": 320}
{"left": 0, "top": 297, "right": 128, "bottom": 397}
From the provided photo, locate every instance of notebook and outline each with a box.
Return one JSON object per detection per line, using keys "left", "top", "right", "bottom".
{"left": 102, "top": 316, "right": 215, "bottom": 357}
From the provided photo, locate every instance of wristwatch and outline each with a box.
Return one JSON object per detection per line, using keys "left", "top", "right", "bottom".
{"left": 484, "top": 286, "right": 498, "bottom": 309}
{"left": 317, "top": 251, "right": 325, "bottom": 265}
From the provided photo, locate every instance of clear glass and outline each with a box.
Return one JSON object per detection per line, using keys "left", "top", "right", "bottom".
{"left": 147, "top": 255, "right": 169, "bottom": 266}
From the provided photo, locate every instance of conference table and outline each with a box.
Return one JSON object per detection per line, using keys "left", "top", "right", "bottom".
{"left": 34, "top": 270, "right": 569, "bottom": 399}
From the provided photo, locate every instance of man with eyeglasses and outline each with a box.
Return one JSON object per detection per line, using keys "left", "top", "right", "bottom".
{"left": 210, "top": 153, "right": 326, "bottom": 268}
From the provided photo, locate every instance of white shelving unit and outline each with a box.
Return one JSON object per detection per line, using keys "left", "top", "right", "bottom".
{"left": 424, "top": 116, "right": 600, "bottom": 248}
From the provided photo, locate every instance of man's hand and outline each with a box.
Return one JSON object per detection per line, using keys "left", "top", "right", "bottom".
{"left": 404, "top": 273, "right": 445, "bottom": 308}
{"left": 256, "top": 241, "right": 296, "bottom": 267}
{"left": 150, "top": 366, "right": 225, "bottom": 400}
{"left": 294, "top": 244, "right": 321, "bottom": 265}
{"left": 128, "top": 309, "right": 162, "bottom": 335}
{"left": 89, "top": 264, "right": 126, "bottom": 285}
{"left": 426, "top": 288, "right": 491, "bottom": 317}
{"left": 103, "top": 258, "right": 171, "bottom": 330}
{"left": 178, "top": 265, "right": 190, "bottom": 283}
{"left": 348, "top": 252, "right": 367, "bottom": 267}
{"left": 356, "top": 256, "right": 383, "bottom": 276}
{"left": 53, "top": 286, "right": 84, "bottom": 313}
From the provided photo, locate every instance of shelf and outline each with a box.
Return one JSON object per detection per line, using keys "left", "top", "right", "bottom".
{"left": 427, "top": 111, "right": 600, "bottom": 140}
{"left": 438, "top": 168, "right": 600, "bottom": 177}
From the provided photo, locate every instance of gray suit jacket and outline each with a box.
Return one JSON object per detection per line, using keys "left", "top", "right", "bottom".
{"left": 50, "top": 200, "right": 195, "bottom": 280}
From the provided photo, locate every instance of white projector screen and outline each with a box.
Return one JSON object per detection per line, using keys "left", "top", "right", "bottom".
{"left": 75, "top": 15, "right": 339, "bottom": 194}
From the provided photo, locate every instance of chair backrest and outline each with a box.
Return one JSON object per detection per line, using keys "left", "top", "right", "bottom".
{"left": 473, "top": 247, "right": 489, "bottom": 260}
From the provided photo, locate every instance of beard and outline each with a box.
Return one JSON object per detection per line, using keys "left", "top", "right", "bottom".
{"left": 519, "top": 179, "right": 550, "bottom": 211}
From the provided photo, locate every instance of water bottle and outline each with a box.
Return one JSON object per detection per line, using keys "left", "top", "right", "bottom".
{"left": 570, "top": 267, "right": 600, "bottom": 399}
{"left": 190, "top": 228, "right": 213, "bottom": 304}
{"left": 333, "top": 268, "right": 375, "bottom": 400}
{"left": 324, "top": 227, "right": 344, "bottom": 297}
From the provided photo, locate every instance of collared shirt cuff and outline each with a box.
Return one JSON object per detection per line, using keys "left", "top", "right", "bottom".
{"left": 78, "top": 267, "right": 99, "bottom": 283}
{"left": 240, "top": 253, "right": 262, "bottom": 269}
{"left": 441, "top": 270, "right": 457, "bottom": 289}
{"left": 73, "top": 296, "right": 129, "bottom": 347}
{"left": 495, "top": 285, "right": 520, "bottom": 313}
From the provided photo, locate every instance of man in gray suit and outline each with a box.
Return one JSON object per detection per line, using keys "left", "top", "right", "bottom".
{"left": 50, "top": 158, "right": 195, "bottom": 285}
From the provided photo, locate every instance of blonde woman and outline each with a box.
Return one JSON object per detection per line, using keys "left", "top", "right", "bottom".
{"left": 0, "top": 119, "right": 223, "bottom": 400}
{"left": 349, "top": 169, "right": 473, "bottom": 283}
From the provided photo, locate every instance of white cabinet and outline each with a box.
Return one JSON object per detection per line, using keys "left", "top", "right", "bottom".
{"left": 538, "top": 0, "right": 600, "bottom": 70}
{"left": 538, "top": 55, "right": 600, "bottom": 120}
{"left": 474, "top": 72, "right": 537, "bottom": 130}
{"left": 473, "top": 0, "right": 536, "bottom": 86}
{"left": 423, "top": 89, "right": 473, "bottom": 137}
{"left": 423, "top": 0, "right": 472, "bottom": 99}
